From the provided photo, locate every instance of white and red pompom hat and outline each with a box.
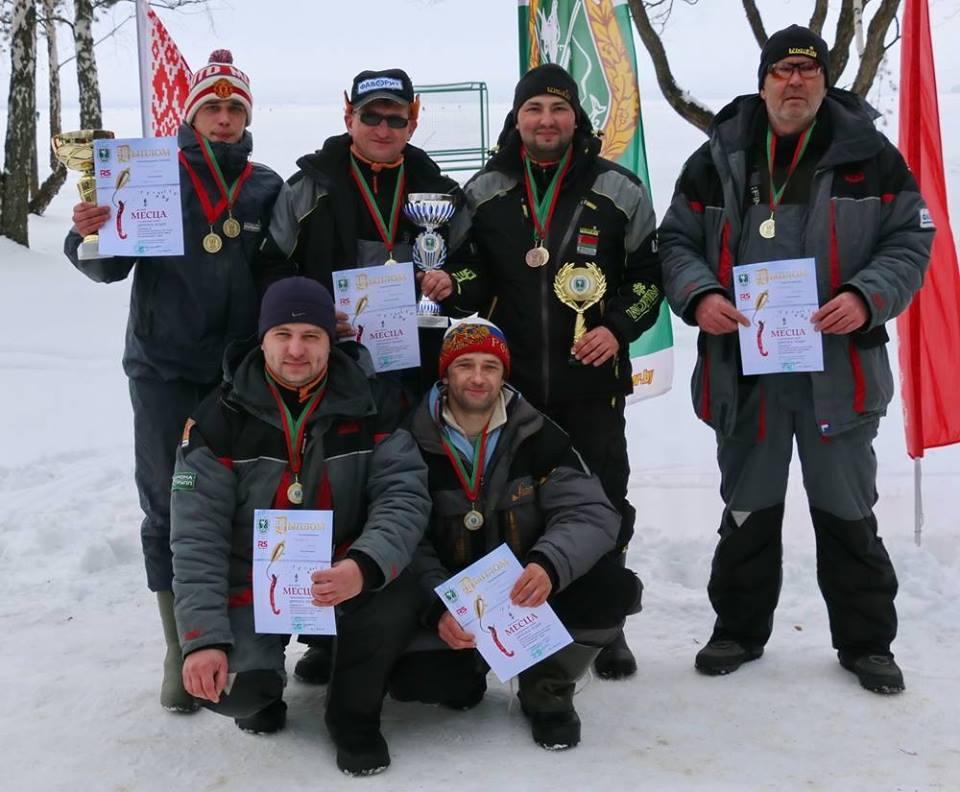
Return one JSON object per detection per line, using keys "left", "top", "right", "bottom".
{"left": 183, "top": 49, "right": 253, "bottom": 126}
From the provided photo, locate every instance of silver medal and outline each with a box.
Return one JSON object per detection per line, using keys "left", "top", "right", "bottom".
{"left": 463, "top": 510, "right": 484, "bottom": 531}
{"left": 759, "top": 217, "right": 776, "bottom": 239}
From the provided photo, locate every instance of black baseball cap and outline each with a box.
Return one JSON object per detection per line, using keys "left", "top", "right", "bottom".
{"left": 349, "top": 69, "right": 415, "bottom": 110}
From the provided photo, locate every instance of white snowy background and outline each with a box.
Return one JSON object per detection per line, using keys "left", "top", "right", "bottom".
{"left": 1, "top": 2, "right": 959, "bottom": 790}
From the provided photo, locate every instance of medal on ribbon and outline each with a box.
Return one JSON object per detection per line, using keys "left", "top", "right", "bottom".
{"left": 350, "top": 155, "right": 406, "bottom": 265}
{"left": 762, "top": 122, "right": 816, "bottom": 239}
{"left": 522, "top": 146, "right": 572, "bottom": 268}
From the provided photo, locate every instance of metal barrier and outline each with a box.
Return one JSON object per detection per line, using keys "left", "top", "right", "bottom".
{"left": 413, "top": 81, "right": 490, "bottom": 174}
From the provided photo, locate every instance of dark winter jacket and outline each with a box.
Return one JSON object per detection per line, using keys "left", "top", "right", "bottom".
{"left": 659, "top": 89, "right": 934, "bottom": 437}
{"left": 446, "top": 118, "right": 662, "bottom": 407}
{"left": 258, "top": 133, "right": 464, "bottom": 392}
{"left": 64, "top": 124, "right": 284, "bottom": 383}
{"left": 408, "top": 384, "right": 620, "bottom": 621}
{"left": 258, "top": 133, "right": 462, "bottom": 286}
{"left": 170, "top": 345, "right": 430, "bottom": 656}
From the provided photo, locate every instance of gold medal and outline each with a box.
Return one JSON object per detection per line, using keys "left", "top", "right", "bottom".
{"left": 759, "top": 216, "right": 776, "bottom": 239}
{"left": 385, "top": 256, "right": 397, "bottom": 266}
{"left": 525, "top": 246, "right": 549, "bottom": 268}
{"left": 202, "top": 231, "right": 223, "bottom": 253}
{"left": 222, "top": 216, "right": 241, "bottom": 238}
{"left": 464, "top": 510, "right": 484, "bottom": 531}
{"left": 287, "top": 480, "right": 304, "bottom": 505}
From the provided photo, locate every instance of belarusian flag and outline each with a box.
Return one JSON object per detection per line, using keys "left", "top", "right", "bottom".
{"left": 518, "top": 0, "right": 673, "bottom": 401}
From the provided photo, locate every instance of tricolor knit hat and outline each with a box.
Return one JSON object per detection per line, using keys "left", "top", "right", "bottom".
{"left": 758, "top": 25, "right": 830, "bottom": 89}
{"left": 438, "top": 317, "right": 511, "bottom": 379}
{"left": 184, "top": 49, "right": 253, "bottom": 126}
{"left": 258, "top": 277, "right": 337, "bottom": 341}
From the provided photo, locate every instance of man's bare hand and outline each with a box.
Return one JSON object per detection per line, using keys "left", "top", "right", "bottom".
{"left": 438, "top": 611, "right": 476, "bottom": 650}
{"left": 334, "top": 310, "right": 355, "bottom": 340}
{"left": 572, "top": 326, "right": 619, "bottom": 366}
{"left": 811, "top": 292, "right": 869, "bottom": 335}
{"left": 419, "top": 269, "right": 454, "bottom": 301}
{"left": 72, "top": 202, "right": 110, "bottom": 237}
{"left": 510, "top": 562, "right": 553, "bottom": 608}
{"left": 182, "top": 647, "right": 228, "bottom": 703}
{"left": 694, "top": 293, "right": 750, "bottom": 334}
{"left": 311, "top": 559, "right": 363, "bottom": 607}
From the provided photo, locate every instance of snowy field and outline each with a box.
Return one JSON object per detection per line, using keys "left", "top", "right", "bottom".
{"left": 1, "top": 94, "right": 959, "bottom": 791}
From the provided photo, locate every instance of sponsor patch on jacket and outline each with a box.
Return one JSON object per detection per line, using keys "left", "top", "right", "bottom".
{"left": 243, "top": 221, "right": 261, "bottom": 233}
{"left": 171, "top": 472, "right": 197, "bottom": 491}
{"left": 919, "top": 208, "right": 935, "bottom": 229}
{"left": 577, "top": 226, "right": 599, "bottom": 256}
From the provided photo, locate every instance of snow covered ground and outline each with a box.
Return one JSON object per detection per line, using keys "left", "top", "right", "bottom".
{"left": 1, "top": 95, "right": 959, "bottom": 791}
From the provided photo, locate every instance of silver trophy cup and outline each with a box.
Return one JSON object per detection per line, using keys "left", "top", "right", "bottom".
{"left": 404, "top": 192, "right": 456, "bottom": 329}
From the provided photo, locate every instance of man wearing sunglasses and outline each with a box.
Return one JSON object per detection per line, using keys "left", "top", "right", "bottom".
{"left": 259, "top": 68, "right": 460, "bottom": 389}
{"left": 258, "top": 67, "right": 462, "bottom": 686}
{"left": 659, "top": 25, "right": 933, "bottom": 693}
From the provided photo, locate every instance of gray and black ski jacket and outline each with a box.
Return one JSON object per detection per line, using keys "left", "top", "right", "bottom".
{"left": 660, "top": 89, "right": 934, "bottom": 437}
{"left": 170, "top": 346, "right": 430, "bottom": 656}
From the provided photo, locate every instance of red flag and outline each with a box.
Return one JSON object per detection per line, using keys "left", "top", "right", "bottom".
{"left": 136, "top": 1, "right": 192, "bottom": 137}
{"left": 897, "top": 0, "right": 960, "bottom": 458}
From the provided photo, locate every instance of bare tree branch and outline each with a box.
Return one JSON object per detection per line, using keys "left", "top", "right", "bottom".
{"left": 741, "top": 0, "right": 766, "bottom": 47}
{"left": 630, "top": 0, "right": 713, "bottom": 132}
{"left": 829, "top": 0, "right": 855, "bottom": 86}
{"left": 809, "top": 0, "right": 829, "bottom": 35}
{"left": 852, "top": 0, "right": 901, "bottom": 96}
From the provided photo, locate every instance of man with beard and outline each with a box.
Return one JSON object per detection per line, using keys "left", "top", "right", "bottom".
{"left": 390, "top": 318, "right": 642, "bottom": 749}
{"left": 65, "top": 50, "right": 283, "bottom": 713}
{"left": 659, "top": 25, "right": 933, "bottom": 692}
{"left": 259, "top": 67, "right": 463, "bottom": 684}
{"left": 446, "top": 64, "right": 662, "bottom": 679}
{"left": 171, "top": 278, "right": 429, "bottom": 776}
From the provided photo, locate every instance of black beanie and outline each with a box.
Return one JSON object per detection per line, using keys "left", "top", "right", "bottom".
{"left": 513, "top": 63, "right": 579, "bottom": 114}
{"left": 258, "top": 277, "right": 337, "bottom": 341}
{"left": 758, "top": 25, "right": 830, "bottom": 89}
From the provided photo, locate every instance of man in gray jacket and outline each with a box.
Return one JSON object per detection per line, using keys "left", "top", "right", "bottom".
{"left": 389, "top": 318, "right": 643, "bottom": 749}
{"left": 171, "top": 278, "right": 430, "bottom": 776}
{"left": 659, "top": 25, "right": 933, "bottom": 693}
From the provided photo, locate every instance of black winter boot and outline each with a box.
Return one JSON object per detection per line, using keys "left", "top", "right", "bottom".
{"left": 518, "top": 642, "right": 599, "bottom": 750}
{"left": 593, "top": 630, "right": 637, "bottom": 680}
{"left": 235, "top": 699, "right": 287, "bottom": 735}
{"left": 294, "top": 639, "right": 333, "bottom": 684}
{"left": 838, "top": 651, "right": 905, "bottom": 694}
{"left": 695, "top": 638, "right": 764, "bottom": 676}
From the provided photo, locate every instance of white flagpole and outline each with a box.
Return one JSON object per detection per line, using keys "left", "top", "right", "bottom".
{"left": 914, "top": 458, "right": 924, "bottom": 546}
{"left": 135, "top": 0, "right": 151, "bottom": 136}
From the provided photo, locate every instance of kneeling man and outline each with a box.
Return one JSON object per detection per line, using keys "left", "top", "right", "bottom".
{"left": 391, "top": 319, "right": 642, "bottom": 749}
{"left": 170, "top": 277, "right": 430, "bottom": 776}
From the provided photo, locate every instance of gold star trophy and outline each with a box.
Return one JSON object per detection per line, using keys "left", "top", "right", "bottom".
{"left": 554, "top": 262, "right": 607, "bottom": 364}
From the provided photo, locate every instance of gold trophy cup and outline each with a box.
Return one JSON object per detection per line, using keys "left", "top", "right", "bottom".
{"left": 554, "top": 262, "right": 607, "bottom": 364}
{"left": 52, "top": 129, "right": 115, "bottom": 260}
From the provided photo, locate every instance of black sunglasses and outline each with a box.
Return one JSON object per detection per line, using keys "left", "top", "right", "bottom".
{"left": 358, "top": 111, "right": 410, "bottom": 129}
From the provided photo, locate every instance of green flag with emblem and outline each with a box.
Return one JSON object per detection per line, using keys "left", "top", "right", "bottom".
{"left": 518, "top": 0, "right": 673, "bottom": 401}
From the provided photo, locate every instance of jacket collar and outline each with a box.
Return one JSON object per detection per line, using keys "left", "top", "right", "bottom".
{"left": 226, "top": 345, "right": 377, "bottom": 430}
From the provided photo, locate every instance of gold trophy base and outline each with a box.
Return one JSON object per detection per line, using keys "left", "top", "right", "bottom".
{"left": 77, "top": 234, "right": 109, "bottom": 261}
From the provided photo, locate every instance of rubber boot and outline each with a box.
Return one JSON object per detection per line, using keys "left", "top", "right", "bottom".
{"left": 594, "top": 549, "right": 638, "bottom": 680}
{"left": 518, "top": 642, "right": 600, "bottom": 750}
{"left": 156, "top": 591, "right": 198, "bottom": 713}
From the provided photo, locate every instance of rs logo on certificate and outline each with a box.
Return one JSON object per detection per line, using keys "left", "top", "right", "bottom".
{"left": 252, "top": 509, "right": 335, "bottom": 635}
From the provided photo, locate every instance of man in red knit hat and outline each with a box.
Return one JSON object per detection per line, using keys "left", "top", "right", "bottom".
{"left": 64, "top": 49, "right": 284, "bottom": 714}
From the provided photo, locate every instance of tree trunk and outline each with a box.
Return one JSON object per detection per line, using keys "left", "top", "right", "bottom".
{"left": 2, "top": 0, "right": 38, "bottom": 247}
{"left": 741, "top": 0, "right": 767, "bottom": 48}
{"left": 31, "top": 0, "right": 67, "bottom": 216}
{"left": 628, "top": 0, "right": 714, "bottom": 132}
{"left": 74, "top": 0, "right": 102, "bottom": 129}
{"left": 809, "top": 0, "right": 829, "bottom": 36}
